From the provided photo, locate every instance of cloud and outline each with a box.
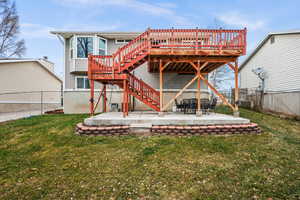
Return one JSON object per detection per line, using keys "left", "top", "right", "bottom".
{"left": 21, "top": 23, "right": 56, "bottom": 39}
{"left": 217, "top": 12, "right": 265, "bottom": 30}
{"left": 54, "top": 0, "right": 192, "bottom": 25}
{"left": 20, "top": 22, "right": 121, "bottom": 39}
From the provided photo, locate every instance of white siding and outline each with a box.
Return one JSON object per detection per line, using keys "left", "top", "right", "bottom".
{"left": 240, "top": 34, "right": 300, "bottom": 91}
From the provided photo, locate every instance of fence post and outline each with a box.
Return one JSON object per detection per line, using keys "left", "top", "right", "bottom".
{"left": 40, "top": 91, "right": 43, "bottom": 115}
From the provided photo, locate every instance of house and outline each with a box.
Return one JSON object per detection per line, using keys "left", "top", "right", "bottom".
{"left": 239, "top": 30, "right": 300, "bottom": 117}
{"left": 51, "top": 31, "right": 210, "bottom": 114}
{"left": 0, "top": 58, "right": 62, "bottom": 113}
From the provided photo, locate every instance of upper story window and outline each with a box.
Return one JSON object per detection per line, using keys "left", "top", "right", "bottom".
{"left": 77, "top": 37, "right": 94, "bottom": 58}
{"left": 72, "top": 36, "right": 107, "bottom": 58}
{"left": 99, "top": 38, "right": 106, "bottom": 55}
{"left": 70, "top": 37, "right": 74, "bottom": 59}
{"left": 115, "top": 39, "right": 132, "bottom": 44}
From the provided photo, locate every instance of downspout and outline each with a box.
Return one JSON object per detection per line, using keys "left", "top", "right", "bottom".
{"left": 55, "top": 34, "right": 65, "bottom": 107}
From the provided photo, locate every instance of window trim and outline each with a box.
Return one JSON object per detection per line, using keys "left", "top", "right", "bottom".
{"left": 69, "top": 36, "right": 74, "bottom": 60}
{"left": 72, "top": 35, "right": 108, "bottom": 59}
{"left": 98, "top": 36, "right": 108, "bottom": 56}
{"left": 75, "top": 76, "right": 90, "bottom": 90}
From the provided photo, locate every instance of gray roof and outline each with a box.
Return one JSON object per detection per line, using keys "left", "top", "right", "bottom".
{"left": 239, "top": 30, "right": 300, "bottom": 71}
{"left": 50, "top": 31, "right": 141, "bottom": 39}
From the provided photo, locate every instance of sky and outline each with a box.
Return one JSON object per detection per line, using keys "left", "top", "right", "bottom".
{"left": 16, "top": 0, "right": 300, "bottom": 78}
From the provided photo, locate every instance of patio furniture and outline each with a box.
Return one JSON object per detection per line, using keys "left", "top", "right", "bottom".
{"left": 200, "top": 98, "right": 210, "bottom": 114}
{"left": 174, "top": 98, "right": 217, "bottom": 115}
{"left": 183, "top": 98, "right": 197, "bottom": 114}
{"left": 174, "top": 99, "right": 185, "bottom": 112}
{"left": 209, "top": 97, "right": 218, "bottom": 113}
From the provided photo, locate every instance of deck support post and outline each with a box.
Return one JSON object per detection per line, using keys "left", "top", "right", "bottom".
{"left": 159, "top": 59, "right": 164, "bottom": 116}
{"left": 196, "top": 61, "right": 202, "bottom": 116}
{"left": 90, "top": 79, "right": 95, "bottom": 116}
{"left": 123, "top": 80, "right": 128, "bottom": 117}
{"left": 198, "top": 73, "right": 236, "bottom": 112}
{"left": 103, "top": 84, "right": 107, "bottom": 113}
{"left": 162, "top": 75, "right": 198, "bottom": 111}
{"left": 234, "top": 60, "right": 239, "bottom": 117}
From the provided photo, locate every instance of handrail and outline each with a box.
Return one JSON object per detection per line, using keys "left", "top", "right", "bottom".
{"left": 127, "top": 73, "right": 160, "bottom": 105}
{"left": 89, "top": 28, "right": 247, "bottom": 75}
{"left": 148, "top": 28, "right": 246, "bottom": 51}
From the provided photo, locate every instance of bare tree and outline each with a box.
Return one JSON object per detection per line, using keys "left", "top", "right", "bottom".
{"left": 0, "top": 0, "right": 25, "bottom": 58}
{"left": 77, "top": 37, "right": 93, "bottom": 58}
{"left": 208, "top": 18, "right": 233, "bottom": 91}
{"left": 210, "top": 66, "right": 233, "bottom": 90}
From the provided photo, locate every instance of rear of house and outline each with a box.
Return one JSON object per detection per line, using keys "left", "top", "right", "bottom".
{"left": 0, "top": 59, "right": 62, "bottom": 113}
{"left": 52, "top": 31, "right": 209, "bottom": 114}
{"left": 239, "top": 31, "right": 300, "bottom": 117}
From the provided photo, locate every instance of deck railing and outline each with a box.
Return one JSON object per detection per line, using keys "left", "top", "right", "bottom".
{"left": 127, "top": 73, "right": 160, "bottom": 105}
{"left": 89, "top": 28, "right": 247, "bottom": 76}
{"left": 149, "top": 28, "right": 246, "bottom": 51}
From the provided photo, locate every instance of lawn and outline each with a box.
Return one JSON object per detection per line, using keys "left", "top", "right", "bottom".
{"left": 0, "top": 107, "right": 299, "bottom": 199}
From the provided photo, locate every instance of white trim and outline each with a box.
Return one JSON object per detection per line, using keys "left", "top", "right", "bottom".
{"left": 69, "top": 36, "right": 74, "bottom": 60}
{"left": 97, "top": 36, "right": 107, "bottom": 55}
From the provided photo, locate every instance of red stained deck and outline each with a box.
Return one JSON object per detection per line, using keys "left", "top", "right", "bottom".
{"left": 88, "top": 28, "right": 247, "bottom": 116}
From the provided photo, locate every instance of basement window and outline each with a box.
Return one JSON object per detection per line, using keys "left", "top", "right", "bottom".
{"left": 270, "top": 36, "right": 275, "bottom": 44}
{"left": 76, "top": 76, "right": 90, "bottom": 89}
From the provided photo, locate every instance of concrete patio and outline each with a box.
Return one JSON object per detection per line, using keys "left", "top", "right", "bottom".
{"left": 84, "top": 111, "right": 250, "bottom": 126}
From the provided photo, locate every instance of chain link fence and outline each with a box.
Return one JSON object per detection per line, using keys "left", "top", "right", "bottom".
{"left": 218, "top": 88, "right": 263, "bottom": 111}
{"left": 0, "top": 91, "right": 63, "bottom": 115}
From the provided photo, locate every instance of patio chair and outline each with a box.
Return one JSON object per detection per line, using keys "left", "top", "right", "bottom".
{"left": 174, "top": 99, "right": 185, "bottom": 112}
{"left": 200, "top": 98, "right": 210, "bottom": 114}
{"left": 184, "top": 98, "right": 197, "bottom": 114}
{"left": 208, "top": 98, "right": 218, "bottom": 113}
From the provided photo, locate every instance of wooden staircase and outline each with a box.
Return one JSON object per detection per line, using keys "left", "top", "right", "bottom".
{"left": 88, "top": 28, "right": 247, "bottom": 114}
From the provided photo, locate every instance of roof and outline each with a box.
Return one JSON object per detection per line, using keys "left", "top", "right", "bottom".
{"left": 239, "top": 30, "right": 300, "bottom": 71}
{"left": 50, "top": 31, "right": 141, "bottom": 39}
{"left": 0, "top": 58, "right": 62, "bottom": 83}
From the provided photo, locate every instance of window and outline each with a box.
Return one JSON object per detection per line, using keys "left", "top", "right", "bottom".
{"left": 115, "top": 39, "right": 132, "bottom": 44}
{"left": 270, "top": 36, "right": 275, "bottom": 44}
{"left": 70, "top": 37, "right": 74, "bottom": 59}
{"left": 77, "top": 37, "right": 93, "bottom": 58}
{"left": 98, "top": 38, "right": 106, "bottom": 55}
{"left": 76, "top": 76, "right": 90, "bottom": 89}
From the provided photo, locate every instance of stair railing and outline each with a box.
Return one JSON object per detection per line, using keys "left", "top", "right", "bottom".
{"left": 127, "top": 73, "right": 160, "bottom": 105}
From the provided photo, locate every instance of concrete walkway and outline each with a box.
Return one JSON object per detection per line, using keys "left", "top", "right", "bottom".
{"left": 0, "top": 110, "right": 42, "bottom": 123}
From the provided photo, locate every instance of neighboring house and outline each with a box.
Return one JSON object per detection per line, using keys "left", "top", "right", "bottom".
{"left": 51, "top": 31, "right": 209, "bottom": 114}
{"left": 0, "top": 58, "right": 62, "bottom": 113}
{"left": 239, "top": 30, "right": 300, "bottom": 117}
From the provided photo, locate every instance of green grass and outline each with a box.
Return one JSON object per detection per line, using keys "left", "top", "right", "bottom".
{"left": 0, "top": 108, "right": 299, "bottom": 199}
